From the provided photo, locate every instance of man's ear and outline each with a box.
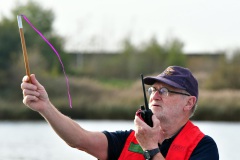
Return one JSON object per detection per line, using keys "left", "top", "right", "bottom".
{"left": 183, "top": 96, "right": 197, "bottom": 111}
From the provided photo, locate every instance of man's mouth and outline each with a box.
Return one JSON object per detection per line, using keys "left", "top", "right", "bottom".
{"left": 151, "top": 103, "right": 160, "bottom": 107}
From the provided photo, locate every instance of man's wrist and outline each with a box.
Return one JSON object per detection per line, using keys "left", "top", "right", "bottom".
{"left": 143, "top": 148, "right": 160, "bottom": 160}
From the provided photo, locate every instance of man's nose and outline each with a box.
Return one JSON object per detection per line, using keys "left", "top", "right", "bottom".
{"left": 151, "top": 90, "right": 162, "bottom": 100}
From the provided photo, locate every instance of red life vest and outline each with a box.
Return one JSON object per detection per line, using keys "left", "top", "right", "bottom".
{"left": 118, "top": 120, "right": 204, "bottom": 160}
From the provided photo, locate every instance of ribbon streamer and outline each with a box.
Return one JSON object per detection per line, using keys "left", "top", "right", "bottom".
{"left": 18, "top": 14, "right": 72, "bottom": 108}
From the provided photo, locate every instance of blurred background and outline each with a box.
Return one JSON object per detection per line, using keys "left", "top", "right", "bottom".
{"left": 0, "top": 0, "right": 240, "bottom": 159}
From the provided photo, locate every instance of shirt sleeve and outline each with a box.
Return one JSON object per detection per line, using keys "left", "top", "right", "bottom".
{"left": 102, "top": 130, "right": 132, "bottom": 160}
{"left": 190, "top": 135, "right": 219, "bottom": 160}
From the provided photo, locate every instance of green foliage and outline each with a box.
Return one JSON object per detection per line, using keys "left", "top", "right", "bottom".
{"left": 3, "top": 1, "right": 240, "bottom": 121}
{"left": 206, "top": 50, "right": 240, "bottom": 89}
{"left": 140, "top": 37, "right": 167, "bottom": 74}
{"left": 75, "top": 37, "right": 187, "bottom": 80}
{"left": 193, "top": 89, "right": 240, "bottom": 121}
{"left": 0, "top": 17, "right": 21, "bottom": 92}
{"left": 13, "top": 1, "right": 54, "bottom": 34}
{"left": 0, "top": 1, "right": 70, "bottom": 98}
{"left": 0, "top": 1, "right": 68, "bottom": 73}
{"left": 0, "top": 18, "right": 19, "bottom": 66}
{"left": 12, "top": 1, "right": 69, "bottom": 74}
{"left": 165, "top": 38, "right": 186, "bottom": 66}
{"left": 2, "top": 76, "right": 240, "bottom": 121}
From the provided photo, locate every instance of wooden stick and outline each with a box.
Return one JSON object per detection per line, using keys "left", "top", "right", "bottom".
{"left": 17, "top": 15, "right": 32, "bottom": 83}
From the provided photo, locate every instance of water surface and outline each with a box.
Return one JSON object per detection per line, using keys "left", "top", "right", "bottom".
{"left": 0, "top": 120, "right": 238, "bottom": 160}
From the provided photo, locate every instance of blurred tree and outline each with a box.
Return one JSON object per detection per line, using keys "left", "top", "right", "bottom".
{"left": 12, "top": 1, "right": 69, "bottom": 74}
{"left": 0, "top": 16, "right": 22, "bottom": 97}
{"left": 0, "top": 1, "right": 69, "bottom": 98}
{"left": 0, "top": 17, "right": 20, "bottom": 84}
{"left": 230, "top": 50, "right": 240, "bottom": 88}
{"left": 120, "top": 38, "right": 138, "bottom": 78}
{"left": 164, "top": 38, "right": 186, "bottom": 67}
{"left": 141, "top": 37, "right": 167, "bottom": 74}
{"left": 206, "top": 49, "right": 240, "bottom": 89}
{"left": 75, "top": 36, "right": 187, "bottom": 80}
{"left": 121, "top": 38, "right": 137, "bottom": 55}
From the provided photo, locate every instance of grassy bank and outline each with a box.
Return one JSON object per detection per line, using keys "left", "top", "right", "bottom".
{"left": 1, "top": 76, "right": 240, "bottom": 121}
{"left": 193, "top": 90, "right": 240, "bottom": 121}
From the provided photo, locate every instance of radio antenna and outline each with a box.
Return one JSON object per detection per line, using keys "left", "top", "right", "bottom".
{"left": 140, "top": 74, "right": 149, "bottom": 110}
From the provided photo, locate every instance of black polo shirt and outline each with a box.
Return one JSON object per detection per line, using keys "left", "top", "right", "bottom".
{"left": 103, "top": 129, "right": 219, "bottom": 160}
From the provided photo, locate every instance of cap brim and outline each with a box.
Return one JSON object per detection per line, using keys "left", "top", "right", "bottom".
{"left": 143, "top": 76, "right": 185, "bottom": 90}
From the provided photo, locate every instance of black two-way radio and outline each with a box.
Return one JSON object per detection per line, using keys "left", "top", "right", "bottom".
{"left": 136, "top": 74, "right": 153, "bottom": 127}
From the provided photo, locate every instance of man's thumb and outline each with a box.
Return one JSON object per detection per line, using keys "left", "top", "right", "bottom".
{"left": 30, "top": 74, "right": 41, "bottom": 87}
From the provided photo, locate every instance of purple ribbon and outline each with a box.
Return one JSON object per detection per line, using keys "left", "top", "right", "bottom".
{"left": 21, "top": 14, "right": 72, "bottom": 108}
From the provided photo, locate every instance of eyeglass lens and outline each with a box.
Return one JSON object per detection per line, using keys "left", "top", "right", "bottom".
{"left": 148, "top": 87, "right": 168, "bottom": 96}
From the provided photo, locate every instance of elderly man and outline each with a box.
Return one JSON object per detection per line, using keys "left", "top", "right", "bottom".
{"left": 21, "top": 66, "right": 219, "bottom": 160}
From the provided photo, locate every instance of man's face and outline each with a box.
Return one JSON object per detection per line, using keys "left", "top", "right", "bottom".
{"left": 148, "top": 82, "right": 188, "bottom": 123}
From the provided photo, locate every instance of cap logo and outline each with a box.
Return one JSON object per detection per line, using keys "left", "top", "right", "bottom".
{"left": 161, "top": 67, "right": 175, "bottom": 76}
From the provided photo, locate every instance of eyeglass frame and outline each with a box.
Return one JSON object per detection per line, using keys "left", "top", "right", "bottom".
{"left": 147, "top": 86, "right": 191, "bottom": 97}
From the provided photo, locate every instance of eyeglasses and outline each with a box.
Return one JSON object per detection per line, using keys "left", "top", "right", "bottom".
{"left": 147, "top": 86, "right": 191, "bottom": 97}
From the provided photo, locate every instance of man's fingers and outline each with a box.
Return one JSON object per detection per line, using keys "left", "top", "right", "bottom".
{"left": 134, "top": 115, "right": 143, "bottom": 126}
{"left": 22, "top": 89, "right": 40, "bottom": 97}
{"left": 23, "top": 95, "right": 39, "bottom": 105}
{"left": 21, "top": 82, "right": 37, "bottom": 91}
{"left": 30, "top": 74, "right": 43, "bottom": 88}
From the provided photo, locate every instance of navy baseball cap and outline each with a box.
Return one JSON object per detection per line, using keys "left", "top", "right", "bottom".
{"left": 143, "top": 66, "right": 198, "bottom": 99}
